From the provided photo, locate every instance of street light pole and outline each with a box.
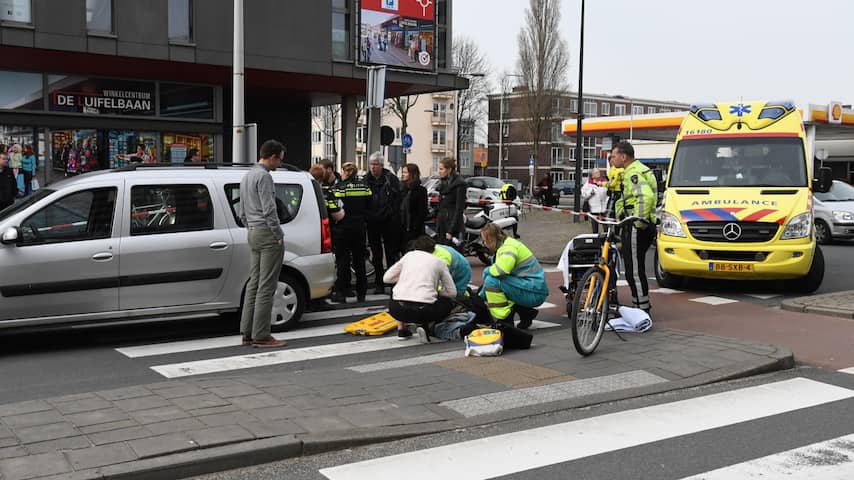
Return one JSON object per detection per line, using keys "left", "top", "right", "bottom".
{"left": 572, "top": 0, "right": 585, "bottom": 223}
{"left": 232, "top": 0, "right": 245, "bottom": 164}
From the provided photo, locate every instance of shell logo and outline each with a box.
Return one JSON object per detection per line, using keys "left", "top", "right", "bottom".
{"left": 832, "top": 103, "right": 842, "bottom": 122}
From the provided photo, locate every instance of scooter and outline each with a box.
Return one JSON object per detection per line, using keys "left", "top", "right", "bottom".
{"left": 426, "top": 201, "right": 519, "bottom": 265}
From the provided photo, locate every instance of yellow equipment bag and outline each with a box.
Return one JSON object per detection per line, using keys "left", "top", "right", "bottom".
{"left": 343, "top": 311, "right": 398, "bottom": 336}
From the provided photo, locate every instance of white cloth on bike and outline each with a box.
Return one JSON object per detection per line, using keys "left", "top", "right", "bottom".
{"left": 605, "top": 306, "right": 652, "bottom": 333}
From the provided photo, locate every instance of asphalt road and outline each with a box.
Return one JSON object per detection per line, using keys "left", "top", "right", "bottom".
{"left": 190, "top": 368, "right": 854, "bottom": 480}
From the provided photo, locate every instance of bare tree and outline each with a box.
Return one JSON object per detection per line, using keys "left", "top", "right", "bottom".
{"left": 516, "top": 0, "right": 569, "bottom": 179}
{"left": 311, "top": 104, "right": 342, "bottom": 162}
{"left": 384, "top": 95, "right": 419, "bottom": 170}
{"left": 453, "top": 35, "right": 492, "bottom": 147}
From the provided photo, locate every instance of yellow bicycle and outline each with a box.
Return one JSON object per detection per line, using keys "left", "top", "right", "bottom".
{"left": 570, "top": 214, "right": 643, "bottom": 356}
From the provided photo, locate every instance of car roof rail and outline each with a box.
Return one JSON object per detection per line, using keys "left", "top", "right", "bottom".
{"left": 111, "top": 162, "right": 304, "bottom": 172}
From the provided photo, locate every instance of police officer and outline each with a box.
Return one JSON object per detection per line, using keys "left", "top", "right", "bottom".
{"left": 611, "top": 141, "right": 657, "bottom": 314}
{"left": 331, "top": 162, "right": 371, "bottom": 304}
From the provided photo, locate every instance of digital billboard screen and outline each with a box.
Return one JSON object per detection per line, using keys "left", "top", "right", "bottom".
{"left": 359, "top": 0, "right": 436, "bottom": 72}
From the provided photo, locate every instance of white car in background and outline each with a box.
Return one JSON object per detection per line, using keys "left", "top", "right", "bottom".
{"left": 814, "top": 180, "right": 854, "bottom": 244}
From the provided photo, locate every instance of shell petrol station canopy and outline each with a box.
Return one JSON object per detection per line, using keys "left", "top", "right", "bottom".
{"left": 561, "top": 102, "right": 854, "bottom": 143}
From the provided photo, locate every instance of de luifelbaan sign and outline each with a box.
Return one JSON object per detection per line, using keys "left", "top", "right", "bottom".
{"left": 50, "top": 78, "right": 156, "bottom": 116}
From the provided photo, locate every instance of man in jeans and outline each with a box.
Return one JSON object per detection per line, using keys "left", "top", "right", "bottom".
{"left": 365, "top": 151, "right": 401, "bottom": 294}
{"left": 239, "top": 140, "right": 287, "bottom": 348}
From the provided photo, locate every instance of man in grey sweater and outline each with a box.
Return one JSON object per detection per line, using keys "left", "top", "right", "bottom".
{"left": 239, "top": 140, "right": 287, "bottom": 348}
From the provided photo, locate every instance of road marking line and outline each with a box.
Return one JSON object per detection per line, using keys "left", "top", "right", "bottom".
{"left": 303, "top": 305, "right": 386, "bottom": 322}
{"left": 745, "top": 293, "right": 781, "bottom": 300}
{"left": 679, "top": 433, "right": 854, "bottom": 479}
{"left": 690, "top": 296, "right": 739, "bottom": 306}
{"left": 539, "top": 302, "right": 558, "bottom": 309}
{"left": 325, "top": 294, "right": 389, "bottom": 305}
{"left": 838, "top": 367, "right": 854, "bottom": 375}
{"left": 616, "top": 280, "right": 629, "bottom": 287}
{"left": 348, "top": 351, "right": 464, "bottom": 373}
{"left": 542, "top": 266, "right": 562, "bottom": 273}
{"left": 650, "top": 288, "right": 683, "bottom": 294}
{"left": 115, "top": 323, "right": 348, "bottom": 358}
{"left": 319, "top": 378, "right": 854, "bottom": 480}
{"left": 151, "top": 337, "right": 419, "bottom": 378}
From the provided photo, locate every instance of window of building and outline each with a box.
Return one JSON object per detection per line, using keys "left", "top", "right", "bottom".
{"left": 551, "top": 146, "right": 563, "bottom": 165}
{"left": 395, "top": 127, "right": 401, "bottom": 139}
{"left": 312, "top": 131, "right": 322, "bottom": 143}
{"left": 432, "top": 129, "right": 446, "bottom": 146}
{"left": 159, "top": 83, "right": 214, "bottom": 119}
{"left": 432, "top": 155, "right": 441, "bottom": 174}
{"left": 570, "top": 99, "right": 578, "bottom": 113}
{"left": 460, "top": 154, "right": 471, "bottom": 169}
{"left": 601, "top": 102, "right": 610, "bottom": 116}
{"left": 0, "top": 70, "right": 44, "bottom": 111}
{"left": 225, "top": 183, "right": 303, "bottom": 226}
{"left": 0, "top": 0, "right": 31, "bottom": 23}
{"left": 583, "top": 137, "right": 596, "bottom": 171}
{"left": 86, "top": 0, "right": 113, "bottom": 34}
{"left": 632, "top": 105, "right": 644, "bottom": 116}
{"left": 460, "top": 140, "right": 471, "bottom": 152}
{"left": 568, "top": 147, "right": 575, "bottom": 159}
{"left": 648, "top": 106, "right": 656, "bottom": 114}
{"left": 660, "top": 108, "right": 670, "bottom": 113}
{"left": 501, "top": 123, "right": 509, "bottom": 138}
{"left": 433, "top": 103, "right": 448, "bottom": 122}
{"left": 583, "top": 101, "right": 597, "bottom": 117}
{"left": 551, "top": 98, "right": 560, "bottom": 116}
{"left": 332, "top": 0, "right": 350, "bottom": 60}
{"left": 614, "top": 104, "right": 626, "bottom": 116}
{"left": 502, "top": 148, "right": 508, "bottom": 161}
{"left": 20, "top": 188, "right": 117, "bottom": 245}
{"left": 356, "top": 125, "right": 365, "bottom": 144}
{"left": 168, "top": 0, "right": 193, "bottom": 43}
{"left": 161, "top": 132, "right": 214, "bottom": 163}
{"left": 551, "top": 123, "right": 561, "bottom": 141}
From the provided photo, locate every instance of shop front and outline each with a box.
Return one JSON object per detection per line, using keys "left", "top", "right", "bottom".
{"left": 0, "top": 69, "right": 222, "bottom": 196}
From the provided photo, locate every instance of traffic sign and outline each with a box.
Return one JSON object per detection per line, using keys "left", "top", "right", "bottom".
{"left": 480, "top": 157, "right": 487, "bottom": 168}
{"left": 402, "top": 133, "right": 413, "bottom": 149}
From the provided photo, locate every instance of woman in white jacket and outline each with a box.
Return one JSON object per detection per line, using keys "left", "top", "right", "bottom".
{"left": 581, "top": 168, "right": 609, "bottom": 233}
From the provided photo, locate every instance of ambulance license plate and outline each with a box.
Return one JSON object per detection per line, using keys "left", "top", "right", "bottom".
{"left": 710, "top": 262, "right": 754, "bottom": 273}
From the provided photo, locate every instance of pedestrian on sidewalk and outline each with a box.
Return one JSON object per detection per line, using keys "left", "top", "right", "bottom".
{"left": 480, "top": 223, "right": 549, "bottom": 329}
{"left": 611, "top": 141, "right": 657, "bottom": 315}
{"left": 365, "top": 152, "right": 402, "bottom": 294}
{"left": 0, "top": 152, "right": 16, "bottom": 210}
{"left": 581, "top": 168, "right": 608, "bottom": 233}
{"left": 399, "top": 163, "right": 427, "bottom": 250}
{"left": 238, "top": 140, "right": 287, "bottom": 348}
{"left": 20, "top": 144, "right": 37, "bottom": 197}
{"left": 331, "top": 162, "right": 371, "bottom": 304}
{"left": 385, "top": 235, "right": 457, "bottom": 341}
{"left": 435, "top": 157, "right": 467, "bottom": 246}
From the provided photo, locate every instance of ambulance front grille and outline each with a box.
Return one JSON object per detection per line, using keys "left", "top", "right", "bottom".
{"left": 687, "top": 221, "right": 779, "bottom": 243}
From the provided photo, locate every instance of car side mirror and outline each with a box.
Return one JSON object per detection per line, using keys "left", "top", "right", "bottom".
{"left": 1, "top": 227, "right": 21, "bottom": 245}
{"left": 813, "top": 166, "right": 833, "bottom": 194}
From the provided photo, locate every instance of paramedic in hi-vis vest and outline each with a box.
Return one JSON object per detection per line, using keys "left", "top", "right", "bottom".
{"left": 611, "top": 141, "right": 657, "bottom": 314}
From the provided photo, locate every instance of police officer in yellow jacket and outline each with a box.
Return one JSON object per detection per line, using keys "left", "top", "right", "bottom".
{"left": 480, "top": 223, "right": 549, "bottom": 329}
{"left": 611, "top": 141, "right": 657, "bottom": 314}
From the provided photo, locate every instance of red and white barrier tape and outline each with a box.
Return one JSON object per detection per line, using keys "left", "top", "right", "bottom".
{"left": 470, "top": 199, "right": 613, "bottom": 222}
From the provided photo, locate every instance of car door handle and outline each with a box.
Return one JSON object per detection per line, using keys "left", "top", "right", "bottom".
{"left": 92, "top": 252, "right": 113, "bottom": 261}
{"left": 209, "top": 242, "right": 229, "bottom": 250}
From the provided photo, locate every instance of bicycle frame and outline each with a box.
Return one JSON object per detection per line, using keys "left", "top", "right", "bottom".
{"left": 582, "top": 214, "right": 642, "bottom": 312}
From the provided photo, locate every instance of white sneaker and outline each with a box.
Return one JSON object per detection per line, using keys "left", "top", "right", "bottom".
{"left": 416, "top": 327, "right": 430, "bottom": 344}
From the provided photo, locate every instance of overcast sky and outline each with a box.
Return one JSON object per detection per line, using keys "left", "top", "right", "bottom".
{"left": 453, "top": 0, "right": 850, "bottom": 109}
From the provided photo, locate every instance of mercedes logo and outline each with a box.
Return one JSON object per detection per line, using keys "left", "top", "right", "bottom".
{"left": 722, "top": 222, "right": 742, "bottom": 241}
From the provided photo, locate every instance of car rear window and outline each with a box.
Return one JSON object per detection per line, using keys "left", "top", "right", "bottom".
{"left": 225, "top": 183, "right": 303, "bottom": 226}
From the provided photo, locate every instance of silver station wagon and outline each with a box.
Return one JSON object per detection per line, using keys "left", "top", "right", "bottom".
{"left": 0, "top": 164, "right": 335, "bottom": 332}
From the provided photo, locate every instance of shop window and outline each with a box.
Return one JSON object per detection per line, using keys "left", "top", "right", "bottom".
{"left": 168, "top": 0, "right": 193, "bottom": 43}
{"left": 0, "top": 71, "right": 44, "bottom": 111}
{"left": 86, "top": 0, "right": 113, "bottom": 34}
{"left": 51, "top": 130, "right": 105, "bottom": 174}
{"left": 162, "top": 132, "right": 214, "bottom": 164}
{"left": 224, "top": 183, "right": 303, "bottom": 226}
{"left": 49, "top": 76, "right": 156, "bottom": 117}
{"left": 130, "top": 184, "right": 212, "bottom": 236}
{"left": 107, "top": 130, "right": 160, "bottom": 168}
{"left": 1, "top": 0, "right": 31, "bottom": 23}
{"left": 20, "top": 188, "right": 117, "bottom": 245}
{"left": 159, "top": 83, "right": 214, "bottom": 119}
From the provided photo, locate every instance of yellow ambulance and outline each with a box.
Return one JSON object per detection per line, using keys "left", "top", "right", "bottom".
{"left": 655, "top": 100, "right": 831, "bottom": 293}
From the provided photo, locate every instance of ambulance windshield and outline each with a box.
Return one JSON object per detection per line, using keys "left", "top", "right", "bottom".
{"left": 669, "top": 137, "right": 807, "bottom": 188}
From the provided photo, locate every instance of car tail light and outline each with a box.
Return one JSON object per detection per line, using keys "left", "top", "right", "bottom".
{"left": 320, "top": 218, "right": 332, "bottom": 253}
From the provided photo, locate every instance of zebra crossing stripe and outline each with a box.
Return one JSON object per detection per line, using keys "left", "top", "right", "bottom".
{"left": 115, "top": 323, "right": 348, "bottom": 358}
{"left": 679, "top": 433, "right": 854, "bottom": 479}
{"left": 319, "top": 378, "right": 854, "bottom": 480}
{"left": 150, "top": 337, "right": 418, "bottom": 378}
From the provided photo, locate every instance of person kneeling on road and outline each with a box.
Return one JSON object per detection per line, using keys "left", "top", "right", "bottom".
{"left": 432, "top": 240, "right": 472, "bottom": 295}
{"left": 385, "top": 236, "right": 457, "bottom": 341}
{"left": 480, "top": 223, "right": 549, "bottom": 329}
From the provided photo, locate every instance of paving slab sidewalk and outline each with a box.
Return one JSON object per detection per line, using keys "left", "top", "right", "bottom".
{"left": 782, "top": 290, "right": 854, "bottom": 319}
{"left": 0, "top": 322, "right": 792, "bottom": 480}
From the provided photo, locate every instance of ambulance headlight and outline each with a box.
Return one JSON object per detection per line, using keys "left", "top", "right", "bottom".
{"left": 659, "top": 211, "right": 686, "bottom": 238}
{"left": 781, "top": 212, "right": 811, "bottom": 240}
{"left": 832, "top": 210, "right": 854, "bottom": 222}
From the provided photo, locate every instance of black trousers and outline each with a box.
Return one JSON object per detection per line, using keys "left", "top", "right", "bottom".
{"left": 389, "top": 297, "right": 454, "bottom": 327}
{"left": 334, "top": 223, "right": 367, "bottom": 297}
{"left": 368, "top": 219, "right": 401, "bottom": 285}
{"left": 619, "top": 223, "right": 655, "bottom": 311}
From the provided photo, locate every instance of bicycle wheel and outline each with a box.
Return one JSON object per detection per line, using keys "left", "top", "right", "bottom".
{"left": 570, "top": 267, "right": 609, "bottom": 356}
